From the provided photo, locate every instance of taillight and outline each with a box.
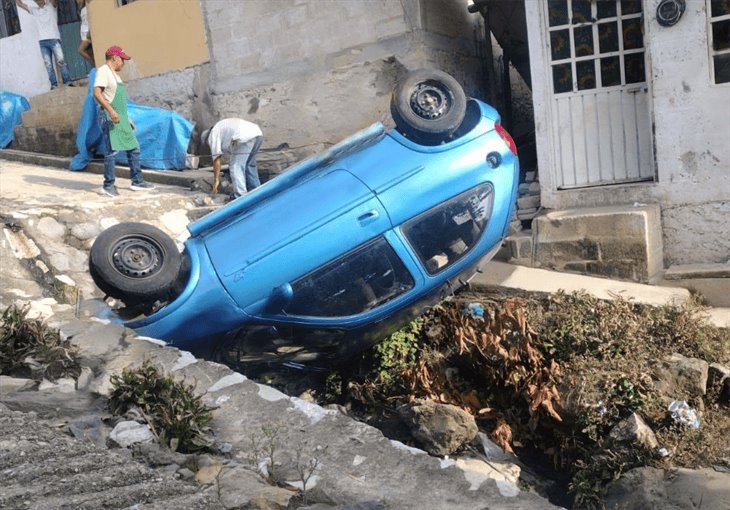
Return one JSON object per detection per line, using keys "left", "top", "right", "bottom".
{"left": 495, "top": 123, "right": 517, "bottom": 155}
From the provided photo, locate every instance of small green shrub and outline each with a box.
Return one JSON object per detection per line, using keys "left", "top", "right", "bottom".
{"left": 373, "top": 318, "right": 423, "bottom": 386}
{"left": 569, "top": 449, "right": 644, "bottom": 509}
{"left": 108, "top": 361, "right": 214, "bottom": 453}
{"left": 347, "top": 318, "right": 424, "bottom": 407}
{"left": 0, "top": 304, "right": 81, "bottom": 381}
{"left": 324, "top": 372, "right": 343, "bottom": 402}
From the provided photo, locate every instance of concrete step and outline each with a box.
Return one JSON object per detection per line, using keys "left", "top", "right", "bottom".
{"left": 531, "top": 204, "right": 663, "bottom": 283}
{"left": 504, "top": 229, "right": 533, "bottom": 264}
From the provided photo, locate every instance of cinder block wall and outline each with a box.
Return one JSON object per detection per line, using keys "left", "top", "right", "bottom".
{"left": 531, "top": 204, "right": 664, "bottom": 283}
{"left": 12, "top": 87, "right": 89, "bottom": 156}
{"left": 190, "top": 0, "right": 486, "bottom": 169}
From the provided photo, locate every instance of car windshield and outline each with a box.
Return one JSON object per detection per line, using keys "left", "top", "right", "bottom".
{"left": 402, "top": 183, "right": 494, "bottom": 275}
{"left": 286, "top": 236, "right": 414, "bottom": 317}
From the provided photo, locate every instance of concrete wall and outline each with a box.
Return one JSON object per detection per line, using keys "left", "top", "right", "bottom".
{"left": 181, "top": 0, "right": 485, "bottom": 151}
{"left": 527, "top": 0, "right": 730, "bottom": 267}
{"left": 9, "top": 0, "right": 486, "bottom": 174}
{"left": 0, "top": 7, "right": 54, "bottom": 96}
{"left": 124, "top": 0, "right": 486, "bottom": 173}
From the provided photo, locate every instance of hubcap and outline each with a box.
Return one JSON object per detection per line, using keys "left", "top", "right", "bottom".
{"left": 112, "top": 237, "right": 162, "bottom": 278}
{"left": 410, "top": 81, "right": 451, "bottom": 120}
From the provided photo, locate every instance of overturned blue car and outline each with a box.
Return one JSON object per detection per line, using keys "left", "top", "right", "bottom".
{"left": 89, "top": 69, "right": 519, "bottom": 367}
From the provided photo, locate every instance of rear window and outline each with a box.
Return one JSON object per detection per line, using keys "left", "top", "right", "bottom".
{"left": 402, "top": 183, "right": 494, "bottom": 275}
{"left": 287, "top": 237, "right": 414, "bottom": 317}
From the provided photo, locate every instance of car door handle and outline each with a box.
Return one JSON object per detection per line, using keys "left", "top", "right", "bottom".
{"left": 358, "top": 210, "right": 379, "bottom": 225}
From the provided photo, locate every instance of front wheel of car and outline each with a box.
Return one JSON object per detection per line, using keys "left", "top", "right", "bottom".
{"left": 391, "top": 68, "right": 467, "bottom": 144}
{"left": 89, "top": 222, "right": 181, "bottom": 305}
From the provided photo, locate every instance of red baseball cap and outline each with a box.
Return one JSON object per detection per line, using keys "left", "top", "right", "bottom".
{"left": 105, "top": 45, "right": 131, "bottom": 60}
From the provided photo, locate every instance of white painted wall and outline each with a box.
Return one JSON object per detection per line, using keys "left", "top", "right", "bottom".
{"left": 527, "top": 0, "right": 730, "bottom": 266}
{"left": 0, "top": 7, "right": 51, "bottom": 97}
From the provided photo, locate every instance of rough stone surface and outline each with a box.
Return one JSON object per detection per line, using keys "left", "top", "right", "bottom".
{"left": 608, "top": 413, "right": 659, "bottom": 450}
{"left": 605, "top": 466, "right": 730, "bottom": 510}
{"left": 36, "top": 216, "right": 66, "bottom": 240}
{"left": 396, "top": 398, "right": 479, "bottom": 456}
{"left": 653, "top": 353, "right": 710, "bottom": 399}
{"left": 0, "top": 404, "right": 222, "bottom": 510}
{"left": 0, "top": 376, "right": 38, "bottom": 393}
{"left": 108, "top": 420, "right": 156, "bottom": 448}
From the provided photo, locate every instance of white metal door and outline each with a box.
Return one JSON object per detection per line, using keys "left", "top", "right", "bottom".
{"left": 544, "top": 0, "right": 655, "bottom": 189}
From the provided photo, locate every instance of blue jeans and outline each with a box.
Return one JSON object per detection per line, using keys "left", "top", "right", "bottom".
{"left": 98, "top": 110, "right": 142, "bottom": 187}
{"left": 39, "top": 39, "right": 71, "bottom": 88}
{"left": 229, "top": 135, "right": 263, "bottom": 196}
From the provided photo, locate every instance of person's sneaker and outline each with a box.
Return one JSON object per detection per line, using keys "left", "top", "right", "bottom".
{"left": 130, "top": 181, "right": 155, "bottom": 191}
{"left": 101, "top": 184, "right": 119, "bottom": 197}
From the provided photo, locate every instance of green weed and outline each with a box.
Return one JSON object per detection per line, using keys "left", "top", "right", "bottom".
{"left": 108, "top": 361, "right": 214, "bottom": 453}
{"left": 0, "top": 304, "right": 81, "bottom": 381}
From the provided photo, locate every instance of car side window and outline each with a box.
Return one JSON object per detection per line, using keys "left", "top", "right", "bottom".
{"left": 402, "top": 183, "right": 494, "bottom": 275}
{"left": 286, "top": 237, "right": 414, "bottom": 317}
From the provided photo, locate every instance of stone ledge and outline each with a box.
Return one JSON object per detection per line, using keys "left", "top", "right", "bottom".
{"left": 0, "top": 149, "right": 210, "bottom": 188}
{"left": 664, "top": 263, "right": 730, "bottom": 280}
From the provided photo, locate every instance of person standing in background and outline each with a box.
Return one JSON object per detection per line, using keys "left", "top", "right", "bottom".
{"left": 15, "top": 0, "right": 73, "bottom": 89}
{"left": 77, "top": 0, "right": 94, "bottom": 66}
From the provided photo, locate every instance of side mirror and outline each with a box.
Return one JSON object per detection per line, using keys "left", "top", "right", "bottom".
{"left": 266, "top": 283, "right": 293, "bottom": 313}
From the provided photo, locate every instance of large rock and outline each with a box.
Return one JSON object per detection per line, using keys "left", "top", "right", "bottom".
{"left": 608, "top": 413, "right": 658, "bottom": 450}
{"left": 108, "top": 420, "right": 156, "bottom": 448}
{"left": 606, "top": 466, "right": 730, "bottom": 510}
{"left": 204, "top": 462, "right": 292, "bottom": 510}
{"left": 396, "top": 398, "right": 478, "bottom": 456}
{"left": 708, "top": 363, "right": 730, "bottom": 403}
{"left": 653, "top": 353, "right": 709, "bottom": 399}
{"left": 35, "top": 216, "right": 66, "bottom": 241}
{"left": 0, "top": 376, "right": 38, "bottom": 393}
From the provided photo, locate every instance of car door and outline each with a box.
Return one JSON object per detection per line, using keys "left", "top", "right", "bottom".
{"left": 203, "top": 168, "right": 393, "bottom": 309}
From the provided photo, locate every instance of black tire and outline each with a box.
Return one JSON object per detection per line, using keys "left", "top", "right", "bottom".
{"left": 89, "top": 222, "right": 181, "bottom": 304}
{"left": 391, "top": 69, "right": 467, "bottom": 144}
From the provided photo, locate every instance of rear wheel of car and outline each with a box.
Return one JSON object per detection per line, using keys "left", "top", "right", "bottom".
{"left": 391, "top": 68, "right": 467, "bottom": 144}
{"left": 89, "top": 222, "right": 181, "bottom": 305}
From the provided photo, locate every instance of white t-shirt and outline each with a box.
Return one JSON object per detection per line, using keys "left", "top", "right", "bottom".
{"left": 94, "top": 64, "right": 122, "bottom": 103}
{"left": 79, "top": 6, "right": 89, "bottom": 39}
{"left": 208, "top": 118, "right": 263, "bottom": 158}
{"left": 26, "top": 1, "right": 61, "bottom": 41}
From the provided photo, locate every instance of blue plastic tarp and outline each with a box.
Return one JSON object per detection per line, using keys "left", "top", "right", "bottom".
{"left": 0, "top": 92, "right": 31, "bottom": 149}
{"left": 70, "top": 68, "right": 194, "bottom": 171}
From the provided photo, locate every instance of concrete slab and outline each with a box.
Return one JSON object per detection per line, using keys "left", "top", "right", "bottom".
{"left": 664, "top": 263, "right": 730, "bottom": 279}
{"left": 473, "top": 260, "right": 690, "bottom": 307}
{"left": 472, "top": 261, "right": 730, "bottom": 328}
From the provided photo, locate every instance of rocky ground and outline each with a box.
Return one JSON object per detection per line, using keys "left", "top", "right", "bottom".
{"left": 1, "top": 159, "right": 728, "bottom": 510}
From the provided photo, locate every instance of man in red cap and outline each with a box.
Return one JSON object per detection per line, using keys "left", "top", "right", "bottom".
{"left": 93, "top": 45, "right": 154, "bottom": 197}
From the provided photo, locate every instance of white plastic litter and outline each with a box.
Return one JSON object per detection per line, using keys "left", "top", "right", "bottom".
{"left": 668, "top": 400, "right": 700, "bottom": 429}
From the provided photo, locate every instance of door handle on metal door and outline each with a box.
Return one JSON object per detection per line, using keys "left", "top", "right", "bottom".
{"left": 358, "top": 210, "right": 379, "bottom": 225}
